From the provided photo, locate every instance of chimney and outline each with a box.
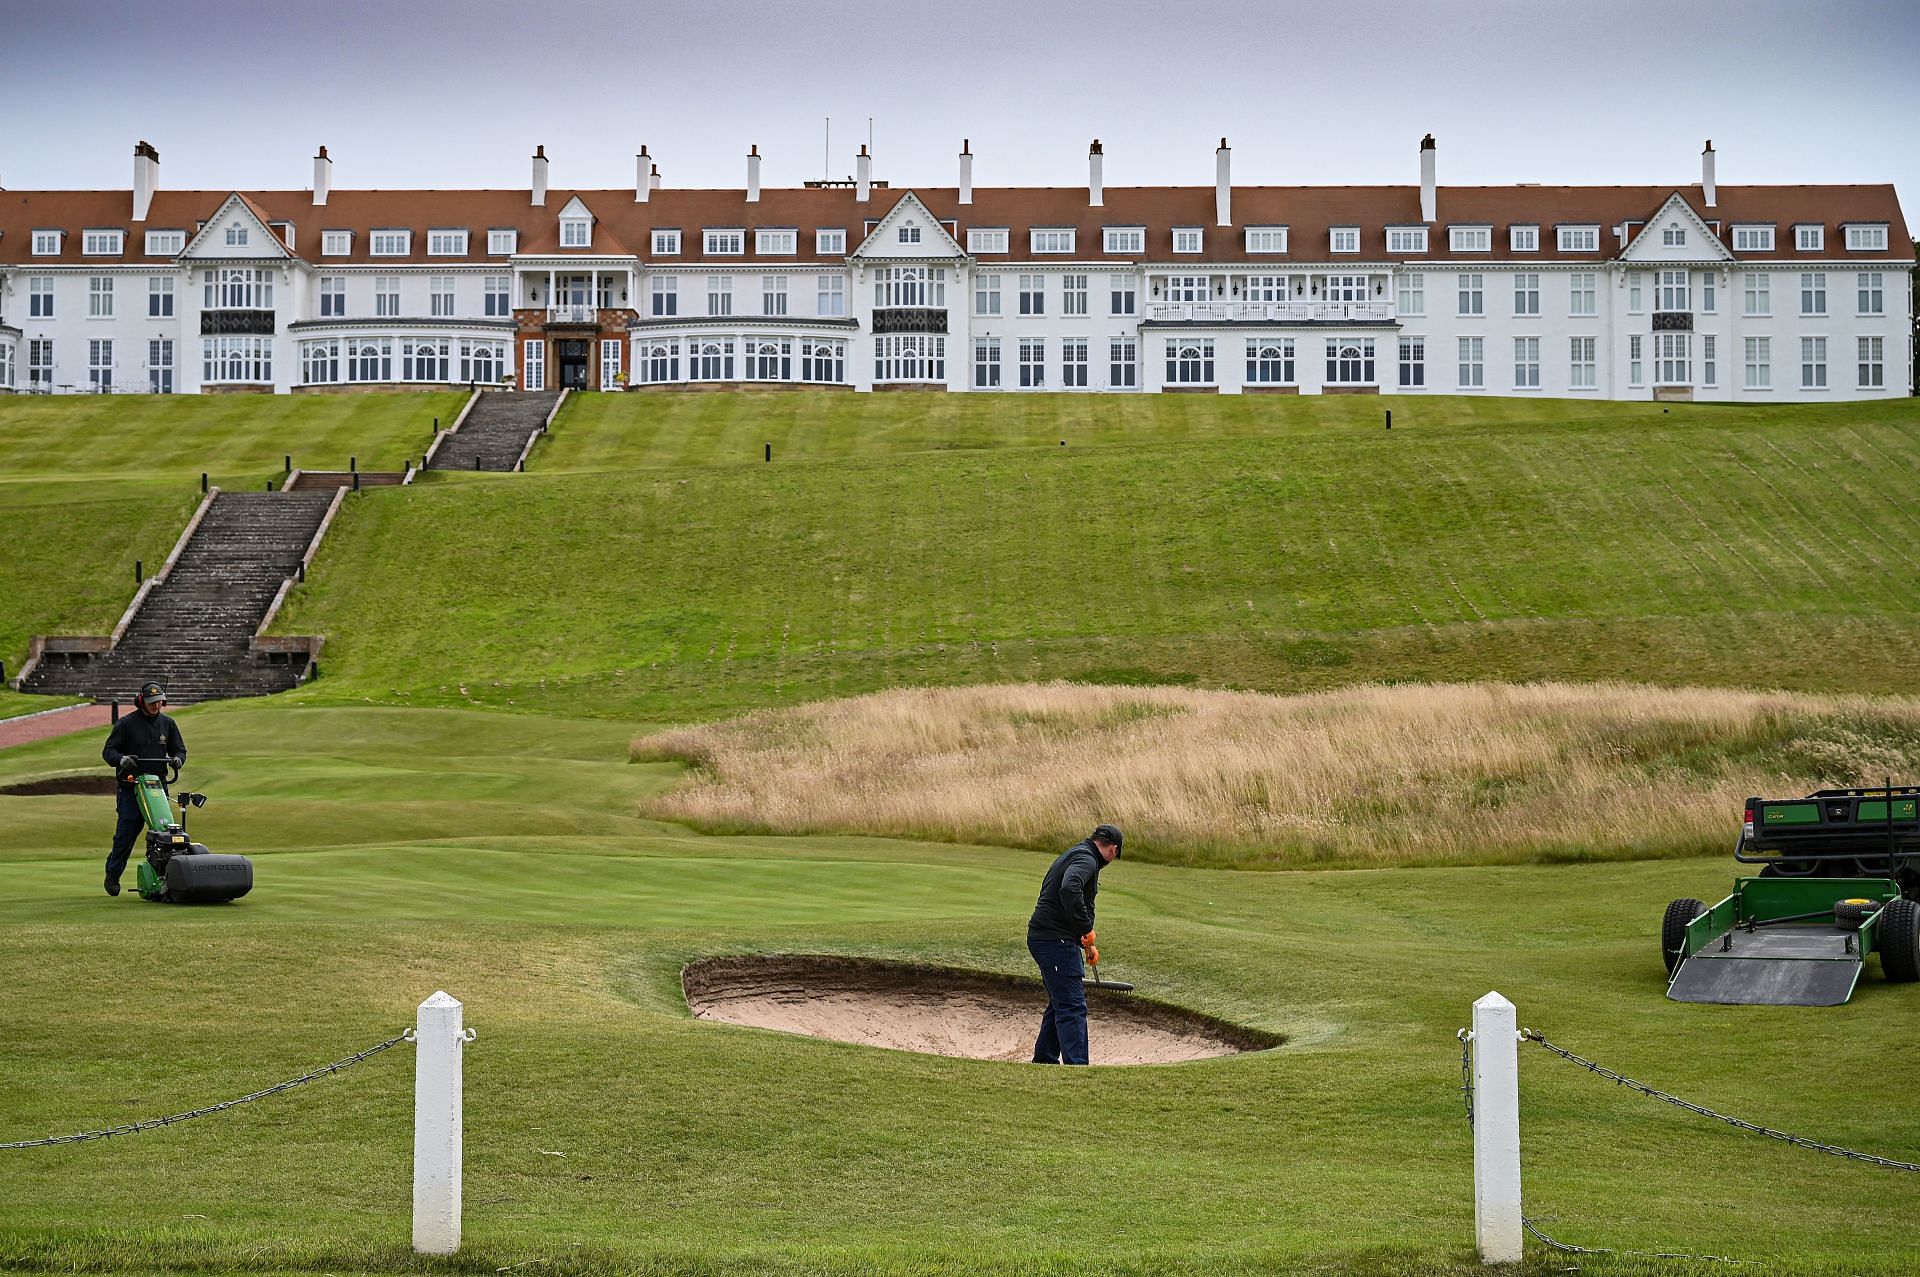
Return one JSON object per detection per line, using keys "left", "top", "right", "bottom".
{"left": 132, "top": 140, "right": 159, "bottom": 222}
{"left": 1419, "top": 133, "right": 1437, "bottom": 223}
{"left": 856, "top": 144, "right": 871, "bottom": 203}
{"left": 746, "top": 144, "right": 761, "bottom": 203}
{"left": 1088, "top": 139, "right": 1104, "bottom": 208}
{"left": 312, "top": 145, "right": 332, "bottom": 207}
{"left": 531, "top": 144, "right": 548, "bottom": 207}
{"left": 635, "top": 145, "right": 650, "bottom": 203}
{"left": 958, "top": 139, "right": 973, "bottom": 206}
{"left": 1701, "top": 139, "right": 1716, "bottom": 208}
{"left": 1214, "top": 137, "right": 1231, "bottom": 227}
{"left": 650, "top": 163, "right": 661, "bottom": 191}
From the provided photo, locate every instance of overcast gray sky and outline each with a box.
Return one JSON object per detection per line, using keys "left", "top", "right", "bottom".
{"left": 4, "top": 0, "right": 1915, "bottom": 231}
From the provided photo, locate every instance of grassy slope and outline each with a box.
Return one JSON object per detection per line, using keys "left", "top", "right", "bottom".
{"left": 274, "top": 393, "right": 1920, "bottom": 721}
{"left": 0, "top": 392, "right": 462, "bottom": 671}
{"left": 1, "top": 704, "right": 1916, "bottom": 1276}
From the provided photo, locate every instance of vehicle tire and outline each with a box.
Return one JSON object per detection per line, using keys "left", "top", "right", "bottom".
{"left": 1663, "top": 898, "right": 1707, "bottom": 977}
{"left": 1880, "top": 898, "right": 1920, "bottom": 983}
{"left": 1834, "top": 899, "right": 1879, "bottom": 931}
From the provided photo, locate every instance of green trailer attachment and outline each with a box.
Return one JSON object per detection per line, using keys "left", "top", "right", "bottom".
{"left": 1666, "top": 878, "right": 1902, "bottom": 1006}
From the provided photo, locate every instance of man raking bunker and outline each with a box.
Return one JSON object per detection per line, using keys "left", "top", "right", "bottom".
{"left": 1026, "top": 823, "right": 1122, "bottom": 1065}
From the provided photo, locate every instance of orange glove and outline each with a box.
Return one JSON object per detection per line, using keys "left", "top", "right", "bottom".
{"left": 1084, "top": 945, "right": 1100, "bottom": 966}
{"left": 1080, "top": 931, "right": 1096, "bottom": 946}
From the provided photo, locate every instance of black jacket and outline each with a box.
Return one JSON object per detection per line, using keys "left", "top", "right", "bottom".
{"left": 1027, "top": 840, "right": 1104, "bottom": 941}
{"left": 103, "top": 712, "right": 186, "bottom": 776}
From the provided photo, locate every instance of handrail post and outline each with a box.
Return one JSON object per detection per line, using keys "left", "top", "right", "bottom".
{"left": 1471, "top": 992, "right": 1523, "bottom": 1264}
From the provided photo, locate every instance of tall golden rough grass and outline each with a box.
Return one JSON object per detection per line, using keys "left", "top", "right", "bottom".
{"left": 630, "top": 682, "right": 1920, "bottom": 869}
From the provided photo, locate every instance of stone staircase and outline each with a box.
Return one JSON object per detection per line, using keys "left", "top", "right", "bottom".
{"left": 285, "top": 469, "right": 409, "bottom": 491}
{"left": 21, "top": 490, "right": 337, "bottom": 704}
{"left": 427, "top": 391, "right": 560, "bottom": 471}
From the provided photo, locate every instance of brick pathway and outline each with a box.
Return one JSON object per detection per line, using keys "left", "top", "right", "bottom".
{"left": 0, "top": 702, "right": 114, "bottom": 750}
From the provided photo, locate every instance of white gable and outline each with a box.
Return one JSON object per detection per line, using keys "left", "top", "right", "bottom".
{"left": 558, "top": 195, "right": 594, "bottom": 223}
{"left": 1620, "top": 193, "right": 1734, "bottom": 264}
{"left": 850, "top": 192, "right": 964, "bottom": 261}
{"left": 178, "top": 193, "right": 294, "bottom": 261}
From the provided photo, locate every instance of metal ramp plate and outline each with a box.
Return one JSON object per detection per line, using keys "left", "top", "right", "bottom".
{"left": 1668, "top": 925, "right": 1863, "bottom": 1006}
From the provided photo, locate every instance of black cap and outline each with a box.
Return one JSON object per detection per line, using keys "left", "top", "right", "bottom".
{"left": 136, "top": 681, "right": 167, "bottom": 707}
{"left": 1092, "top": 824, "right": 1123, "bottom": 855}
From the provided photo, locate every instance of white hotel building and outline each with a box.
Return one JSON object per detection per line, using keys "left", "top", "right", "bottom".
{"left": 0, "top": 137, "right": 1910, "bottom": 400}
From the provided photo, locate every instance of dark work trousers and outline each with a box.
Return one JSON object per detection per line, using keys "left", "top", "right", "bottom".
{"left": 106, "top": 783, "right": 146, "bottom": 884}
{"left": 1028, "top": 937, "right": 1090, "bottom": 1065}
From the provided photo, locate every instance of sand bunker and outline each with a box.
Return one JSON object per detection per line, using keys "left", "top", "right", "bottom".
{"left": 0, "top": 774, "right": 117, "bottom": 796}
{"left": 683, "top": 956, "right": 1280, "bottom": 1065}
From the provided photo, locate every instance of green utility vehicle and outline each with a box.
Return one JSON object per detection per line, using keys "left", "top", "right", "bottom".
{"left": 1663, "top": 787, "right": 1920, "bottom": 1005}
{"left": 127, "top": 758, "right": 253, "bottom": 903}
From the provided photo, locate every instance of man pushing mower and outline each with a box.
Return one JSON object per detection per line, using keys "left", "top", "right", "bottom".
{"left": 1026, "top": 823, "right": 1123, "bottom": 1065}
{"left": 101, "top": 681, "right": 184, "bottom": 897}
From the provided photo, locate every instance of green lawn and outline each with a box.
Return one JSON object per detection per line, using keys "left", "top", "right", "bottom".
{"left": 1, "top": 702, "right": 1915, "bottom": 1276}
{"left": 271, "top": 393, "right": 1920, "bottom": 722}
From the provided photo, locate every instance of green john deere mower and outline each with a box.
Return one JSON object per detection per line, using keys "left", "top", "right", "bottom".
{"left": 127, "top": 758, "right": 253, "bottom": 904}
{"left": 1663, "top": 787, "right": 1920, "bottom": 1005}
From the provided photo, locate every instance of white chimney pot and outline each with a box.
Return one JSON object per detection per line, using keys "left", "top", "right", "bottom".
{"left": 1088, "top": 140, "right": 1104, "bottom": 208}
{"left": 1701, "top": 140, "right": 1717, "bottom": 208}
{"left": 746, "top": 145, "right": 761, "bottom": 203}
{"left": 856, "top": 145, "right": 871, "bottom": 203}
{"left": 1419, "top": 134, "right": 1437, "bottom": 224}
{"left": 635, "top": 146, "right": 651, "bottom": 203}
{"left": 312, "top": 144, "right": 331, "bottom": 208}
{"left": 1214, "top": 138, "right": 1231, "bottom": 227}
{"left": 958, "top": 139, "right": 973, "bottom": 206}
{"left": 531, "top": 145, "right": 549, "bottom": 207}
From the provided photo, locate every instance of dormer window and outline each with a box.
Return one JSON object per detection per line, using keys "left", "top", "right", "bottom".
{"left": 1509, "top": 225, "right": 1539, "bottom": 252}
{"left": 225, "top": 223, "right": 249, "bottom": 247}
{"left": 704, "top": 229, "right": 744, "bottom": 255}
{"left": 1557, "top": 225, "right": 1599, "bottom": 252}
{"left": 1105, "top": 227, "right": 1146, "bottom": 254}
{"left": 323, "top": 230, "right": 352, "bottom": 256}
{"left": 370, "top": 230, "right": 409, "bottom": 256}
{"left": 756, "top": 229, "right": 797, "bottom": 255}
{"left": 1449, "top": 225, "right": 1490, "bottom": 252}
{"left": 1796, "top": 224, "right": 1824, "bottom": 252}
{"left": 652, "top": 229, "right": 681, "bottom": 256}
{"left": 489, "top": 229, "right": 518, "bottom": 255}
{"left": 1330, "top": 227, "right": 1359, "bottom": 254}
{"left": 428, "top": 229, "right": 469, "bottom": 256}
{"left": 1845, "top": 224, "right": 1888, "bottom": 251}
{"left": 83, "top": 230, "right": 125, "bottom": 256}
{"left": 899, "top": 224, "right": 922, "bottom": 245}
{"left": 1172, "top": 227, "right": 1203, "bottom": 254}
{"left": 1662, "top": 224, "right": 1686, "bottom": 247}
{"left": 817, "top": 228, "right": 846, "bottom": 254}
{"left": 1732, "top": 225, "right": 1774, "bottom": 252}
{"left": 1031, "top": 228, "right": 1074, "bottom": 254}
{"left": 561, "top": 218, "right": 591, "bottom": 248}
{"left": 145, "top": 230, "right": 184, "bottom": 256}
{"left": 967, "top": 228, "right": 1008, "bottom": 254}
{"left": 1386, "top": 227, "right": 1427, "bottom": 253}
{"left": 31, "top": 230, "right": 62, "bottom": 256}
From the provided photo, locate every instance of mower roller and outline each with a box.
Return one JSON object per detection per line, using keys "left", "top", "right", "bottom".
{"left": 126, "top": 758, "right": 252, "bottom": 904}
{"left": 1663, "top": 787, "right": 1920, "bottom": 1005}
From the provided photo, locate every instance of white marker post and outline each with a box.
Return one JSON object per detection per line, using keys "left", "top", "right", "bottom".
{"left": 1471, "top": 991, "right": 1523, "bottom": 1264}
{"left": 413, "top": 991, "right": 471, "bottom": 1255}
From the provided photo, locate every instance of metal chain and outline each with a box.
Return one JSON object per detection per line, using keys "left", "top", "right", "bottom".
{"left": 2, "top": 1030, "right": 411, "bottom": 1150}
{"left": 1456, "top": 1028, "right": 1474, "bottom": 1127}
{"left": 1520, "top": 1028, "right": 1920, "bottom": 1173}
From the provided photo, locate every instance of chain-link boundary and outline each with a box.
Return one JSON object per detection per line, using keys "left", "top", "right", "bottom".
{"left": 2, "top": 1031, "right": 410, "bottom": 1150}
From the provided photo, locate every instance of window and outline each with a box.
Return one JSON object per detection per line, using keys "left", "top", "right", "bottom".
{"left": 1163, "top": 275, "right": 1209, "bottom": 303}
{"left": 650, "top": 229, "right": 681, "bottom": 257}
{"left": 1397, "top": 337, "right": 1424, "bottom": 387}
{"left": 650, "top": 276, "right": 677, "bottom": 317}
{"left": 146, "top": 338, "right": 174, "bottom": 394}
{"left": 1018, "top": 274, "right": 1045, "bottom": 315}
{"left": 347, "top": 338, "right": 390, "bottom": 383}
{"left": 1387, "top": 227, "right": 1428, "bottom": 254}
{"left": 1744, "top": 336, "right": 1771, "bottom": 388}
{"left": 641, "top": 339, "right": 678, "bottom": 384}
{"left": 402, "top": 337, "right": 450, "bottom": 383}
{"left": 1858, "top": 336, "right": 1884, "bottom": 388}
{"left": 1110, "top": 275, "right": 1137, "bottom": 316}
{"left": 1628, "top": 272, "right": 1644, "bottom": 312}
{"left": 89, "top": 276, "right": 114, "bottom": 318}
{"left": 301, "top": 338, "right": 340, "bottom": 386}
{"left": 427, "top": 277, "right": 453, "bottom": 317}
{"left": 224, "top": 223, "right": 249, "bottom": 247}
{"left": 1449, "top": 226, "right": 1490, "bottom": 252}
{"left": 1800, "top": 272, "right": 1826, "bottom": 316}
{"left": 83, "top": 230, "right": 124, "bottom": 256}
{"left": 1795, "top": 225, "right": 1824, "bottom": 252}
{"left": 746, "top": 337, "right": 789, "bottom": 382}
{"left": 967, "top": 228, "right": 1008, "bottom": 254}
{"left": 898, "top": 224, "right": 923, "bottom": 246}
{"left": 1031, "top": 229, "right": 1074, "bottom": 254}
{"left": 1513, "top": 274, "right": 1540, "bottom": 315}
{"left": 561, "top": 219, "right": 591, "bottom": 249}
{"left": 1662, "top": 224, "right": 1686, "bottom": 247}
{"left": 1330, "top": 227, "right": 1359, "bottom": 254}
{"left": 0, "top": 341, "right": 11, "bottom": 391}
{"left": 318, "top": 276, "right": 346, "bottom": 318}
{"left": 1569, "top": 273, "right": 1596, "bottom": 315}
{"left": 1247, "top": 338, "right": 1296, "bottom": 385}
{"left": 489, "top": 229, "right": 517, "bottom": 255}
{"left": 1857, "top": 273, "right": 1884, "bottom": 315}
{"left": 1457, "top": 273, "right": 1483, "bottom": 316}
{"left": 148, "top": 276, "right": 174, "bottom": 318}
{"left": 522, "top": 339, "right": 544, "bottom": 391}
{"left": 1509, "top": 225, "right": 1538, "bottom": 253}
{"left": 29, "top": 277, "right": 54, "bottom": 318}
{"left": 707, "top": 276, "right": 733, "bottom": 316}
{"left": 428, "top": 230, "right": 468, "bottom": 256}
{"left": 460, "top": 338, "right": 506, "bottom": 384}
{"left": 1105, "top": 227, "right": 1145, "bottom": 254}
{"left": 1701, "top": 273, "right": 1716, "bottom": 313}
{"left": 1244, "top": 226, "right": 1289, "bottom": 253}
{"left": 873, "top": 266, "right": 945, "bottom": 308}
{"left": 803, "top": 339, "right": 845, "bottom": 384}
{"left": 1702, "top": 334, "right": 1717, "bottom": 387}
{"left": 974, "top": 273, "right": 1002, "bottom": 316}
{"left": 370, "top": 230, "right": 408, "bottom": 256}
{"left": 1109, "top": 338, "right": 1137, "bottom": 388}
{"left": 974, "top": 337, "right": 1002, "bottom": 388}
{"left": 705, "top": 229, "right": 744, "bottom": 255}
{"left": 1656, "top": 270, "right": 1689, "bottom": 312}
{"left": 33, "top": 230, "right": 64, "bottom": 256}
{"left": 762, "top": 276, "right": 788, "bottom": 316}
{"left": 694, "top": 338, "right": 736, "bottom": 382}
{"left": 1062, "top": 338, "right": 1089, "bottom": 388}
{"left": 145, "top": 230, "right": 184, "bottom": 255}
{"left": 1165, "top": 338, "right": 1214, "bottom": 385}
{"left": 1244, "top": 276, "right": 1289, "bottom": 302}
{"left": 1326, "top": 338, "right": 1375, "bottom": 385}
{"left": 1172, "top": 228, "right": 1203, "bottom": 254}
{"left": 88, "top": 339, "right": 115, "bottom": 391}
{"left": 1733, "top": 225, "right": 1774, "bottom": 252}
{"left": 1018, "top": 338, "right": 1046, "bottom": 388}
{"left": 873, "top": 334, "right": 945, "bottom": 382}
{"left": 816, "top": 228, "right": 846, "bottom": 255}
{"left": 1655, "top": 333, "right": 1690, "bottom": 384}
{"left": 756, "top": 230, "right": 797, "bottom": 255}
{"left": 203, "top": 267, "right": 274, "bottom": 310}
{"left": 1570, "top": 336, "right": 1596, "bottom": 388}
{"left": 1846, "top": 225, "right": 1889, "bottom": 252}
{"left": 323, "top": 230, "right": 352, "bottom": 256}
{"left": 1744, "top": 273, "right": 1770, "bottom": 316}
{"left": 28, "top": 339, "right": 54, "bottom": 389}
{"left": 1513, "top": 336, "right": 1540, "bottom": 388}
{"left": 202, "top": 336, "right": 272, "bottom": 384}
{"left": 1557, "top": 226, "right": 1599, "bottom": 252}
{"left": 817, "top": 274, "right": 845, "bottom": 316}
{"left": 1062, "top": 274, "right": 1088, "bottom": 315}
{"left": 1324, "top": 275, "right": 1368, "bottom": 303}
{"left": 1397, "top": 273, "right": 1424, "bottom": 315}
{"left": 1629, "top": 334, "right": 1643, "bottom": 386}
{"left": 484, "top": 275, "right": 510, "bottom": 317}
{"left": 1801, "top": 336, "right": 1827, "bottom": 388}
{"left": 370, "top": 277, "right": 398, "bottom": 317}
{"left": 1457, "top": 336, "right": 1484, "bottom": 388}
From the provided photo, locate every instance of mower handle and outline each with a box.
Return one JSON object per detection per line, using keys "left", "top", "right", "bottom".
{"left": 123, "top": 756, "right": 181, "bottom": 786}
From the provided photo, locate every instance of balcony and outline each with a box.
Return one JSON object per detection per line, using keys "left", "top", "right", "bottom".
{"left": 1145, "top": 301, "right": 1394, "bottom": 324}
{"left": 546, "top": 304, "right": 601, "bottom": 324}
